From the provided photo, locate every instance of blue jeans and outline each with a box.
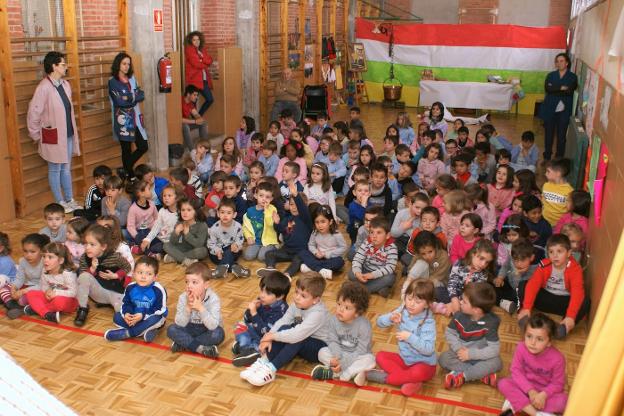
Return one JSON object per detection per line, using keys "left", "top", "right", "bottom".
{"left": 208, "top": 246, "right": 241, "bottom": 267}
{"left": 267, "top": 325, "right": 326, "bottom": 370}
{"left": 48, "top": 135, "right": 74, "bottom": 202}
{"left": 271, "top": 100, "right": 301, "bottom": 123}
{"left": 167, "top": 323, "right": 225, "bottom": 352}
{"left": 348, "top": 269, "right": 396, "bottom": 294}
{"left": 198, "top": 81, "right": 214, "bottom": 115}
{"left": 112, "top": 312, "right": 165, "bottom": 338}
{"left": 298, "top": 249, "right": 344, "bottom": 272}
{"left": 235, "top": 329, "right": 259, "bottom": 351}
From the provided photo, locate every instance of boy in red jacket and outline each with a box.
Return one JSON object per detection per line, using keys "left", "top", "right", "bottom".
{"left": 517, "top": 234, "right": 590, "bottom": 340}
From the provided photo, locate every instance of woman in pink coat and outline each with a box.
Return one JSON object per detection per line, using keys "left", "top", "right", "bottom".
{"left": 27, "top": 51, "right": 81, "bottom": 213}
{"left": 184, "top": 31, "right": 213, "bottom": 115}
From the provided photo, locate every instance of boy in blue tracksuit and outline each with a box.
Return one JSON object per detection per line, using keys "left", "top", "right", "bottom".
{"left": 104, "top": 256, "right": 168, "bottom": 343}
{"left": 257, "top": 183, "right": 312, "bottom": 279}
{"left": 232, "top": 271, "right": 291, "bottom": 367}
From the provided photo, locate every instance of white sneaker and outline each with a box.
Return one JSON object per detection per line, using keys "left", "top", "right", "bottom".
{"left": 319, "top": 268, "right": 333, "bottom": 280}
{"left": 245, "top": 361, "right": 276, "bottom": 386}
{"left": 300, "top": 264, "right": 312, "bottom": 273}
{"left": 499, "top": 299, "right": 518, "bottom": 315}
{"left": 353, "top": 371, "right": 366, "bottom": 386}
{"left": 501, "top": 400, "right": 512, "bottom": 411}
{"left": 182, "top": 258, "right": 198, "bottom": 267}
{"left": 162, "top": 254, "right": 176, "bottom": 264}
{"left": 240, "top": 358, "right": 265, "bottom": 380}
{"left": 58, "top": 200, "right": 73, "bottom": 214}
{"left": 67, "top": 199, "right": 83, "bottom": 211}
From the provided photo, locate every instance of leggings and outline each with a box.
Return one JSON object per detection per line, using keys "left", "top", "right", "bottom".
{"left": 120, "top": 130, "right": 148, "bottom": 178}
{"left": 25, "top": 291, "right": 77, "bottom": 318}
{"left": 376, "top": 351, "right": 437, "bottom": 386}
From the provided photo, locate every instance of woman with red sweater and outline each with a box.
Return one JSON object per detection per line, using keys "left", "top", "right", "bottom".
{"left": 517, "top": 234, "right": 590, "bottom": 340}
{"left": 184, "top": 31, "right": 214, "bottom": 115}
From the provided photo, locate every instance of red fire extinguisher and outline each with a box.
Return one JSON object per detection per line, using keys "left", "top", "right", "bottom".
{"left": 158, "top": 53, "right": 172, "bottom": 93}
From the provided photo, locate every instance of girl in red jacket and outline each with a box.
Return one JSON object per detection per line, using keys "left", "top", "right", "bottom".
{"left": 517, "top": 234, "right": 590, "bottom": 340}
{"left": 184, "top": 31, "right": 213, "bottom": 115}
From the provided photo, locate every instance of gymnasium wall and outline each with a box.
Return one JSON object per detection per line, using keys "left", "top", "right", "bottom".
{"left": 570, "top": 0, "right": 624, "bottom": 319}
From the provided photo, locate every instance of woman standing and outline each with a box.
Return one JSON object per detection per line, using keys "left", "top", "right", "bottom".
{"left": 184, "top": 31, "right": 214, "bottom": 115}
{"left": 108, "top": 52, "right": 148, "bottom": 181}
{"left": 27, "top": 51, "right": 81, "bottom": 213}
{"left": 539, "top": 53, "right": 577, "bottom": 161}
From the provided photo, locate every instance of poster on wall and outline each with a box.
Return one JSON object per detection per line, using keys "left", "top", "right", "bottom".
{"left": 593, "top": 142, "right": 609, "bottom": 226}
{"left": 600, "top": 84, "right": 613, "bottom": 130}
{"left": 587, "top": 135, "right": 601, "bottom": 199}
{"left": 584, "top": 67, "right": 599, "bottom": 139}
{"left": 576, "top": 62, "right": 587, "bottom": 121}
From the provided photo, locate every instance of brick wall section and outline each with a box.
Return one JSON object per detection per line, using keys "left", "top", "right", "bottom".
{"left": 7, "top": 0, "right": 23, "bottom": 37}
{"left": 199, "top": 0, "right": 237, "bottom": 58}
{"left": 458, "top": 0, "right": 499, "bottom": 24}
{"left": 549, "top": 0, "right": 572, "bottom": 29}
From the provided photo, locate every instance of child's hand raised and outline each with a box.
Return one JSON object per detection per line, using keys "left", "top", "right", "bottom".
{"left": 395, "top": 330, "right": 411, "bottom": 341}
{"left": 190, "top": 294, "right": 205, "bottom": 312}
{"left": 248, "top": 298, "right": 261, "bottom": 315}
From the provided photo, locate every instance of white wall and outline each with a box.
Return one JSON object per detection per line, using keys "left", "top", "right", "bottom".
{"left": 498, "top": 0, "right": 551, "bottom": 26}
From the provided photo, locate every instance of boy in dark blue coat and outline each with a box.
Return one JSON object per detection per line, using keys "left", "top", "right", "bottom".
{"left": 257, "top": 183, "right": 312, "bottom": 280}
{"left": 232, "top": 271, "right": 290, "bottom": 367}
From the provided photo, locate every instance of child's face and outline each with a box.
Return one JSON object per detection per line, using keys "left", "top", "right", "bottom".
{"left": 45, "top": 212, "right": 65, "bottom": 231}
{"left": 223, "top": 181, "right": 239, "bottom": 198}
{"left": 524, "top": 326, "right": 551, "bottom": 355}
{"left": 66, "top": 225, "right": 79, "bottom": 243}
{"left": 94, "top": 175, "right": 106, "bottom": 190}
{"left": 185, "top": 273, "right": 209, "bottom": 299}
{"left": 511, "top": 198, "right": 523, "bottom": 213}
{"left": 431, "top": 105, "right": 441, "bottom": 117}
{"left": 250, "top": 167, "right": 263, "bottom": 181}
{"left": 282, "top": 166, "right": 296, "bottom": 181}
{"left": 506, "top": 230, "right": 520, "bottom": 243}
{"left": 239, "top": 119, "right": 247, "bottom": 130}
{"left": 259, "top": 287, "right": 279, "bottom": 306}
{"left": 396, "top": 151, "right": 410, "bottom": 163}
{"left": 435, "top": 184, "right": 448, "bottom": 197}
{"left": 328, "top": 152, "right": 340, "bottom": 163}
{"left": 548, "top": 244, "right": 571, "bottom": 268}
{"left": 410, "top": 200, "right": 427, "bottom": 218}
{"left": 350, "top": 110, "right": 359, "bottom": 120}
{"left": 418, "top": 244, "right": 437, "bottom": 264}
{"left": 269, "top": 124, "right": 279, "bottom": 135}
{"left": 138, "top": 186, "right": 151, "bottom": 201}
{"left": 495, "top": 168, "right": 508, "bottom": 185}
{"left": 255, "top": 189, "right": 273, "bottom": 208}
{"left": 348, "top": 147, "right": 360, "bottom": 160}
{"left": 22, "top": 243, "right": 42, "bottom": 265}
{"left": 398, "top": 163, "right": 413, "bottom": 179}
{"left": 223, "top": 139, "right": 235, "bottom": 153}
{"left": 221, "top": 162, "right": 234, "bottom": 175}
{"left": 290, "top": 132, "right": 302, "bottom": 142}
{"left": 453, "top": 120, "right": 463, "bottom": 130}
{"left": 470, "top": 249, "right": 493, "bottom": 272}
{"left": 369, "top": 227, "right": 388, "bottom": 247}
{"left": 459, "top": 296, "right": 481, "bottom": 317}
{"left": 105, "top": 187, "right": 121, "bottom": 199}
{"left": 42, "top": 252, "right": 63, "bottom": 274}
{"left": 421, "top": 136, "right": 433, "bottom": 147}
{"left": 545, "top": 167, "right": 560, "bottom": 182}
{"left": 251, "top": 140, "right": 262, "bottom": 151}
{"left": 404, "top": 293, "right": 428, "bottom": 316}
{"left": 459, "top": 219, "right": 478, "bottom": 239}
{"left": 512, "top": 256, "right": 533, "bottom": 274}
{"left": 445, "top": 143, "right": 458, "bottom": 157}
{"left": 521, "top": 140, "right": 533, "bottom": 150}
{"left": 565, "top": 231, "right": 583, "bottom": 251}
{"left": 217, "top": 206, "right": 236, "bottom": 224}
{"left": 293, "top": 286, "right": 319, "bottom": 310}
{"left": 143, "top": 172, "right": 155, "bottom": 185}
{"left": 475, "top": 150, "right": 486, "bottom": 163}
{"left": 212, "top": 180, "right": 224, "bottom": 193}
{"left": 319, "top": 140, "right": 330, "bottom": 153}
{"left": 458, "top": 131, "right": 468, "bottom": 141}
{"left": 435, "top": 132, "right": 443, "bottom": 143}
{"left": 196, "top": 144, "right": 208, "bottom": 157}
{"left": 84, "top": 233, "right": 107, "bottom": 258}
{"left": 134, "top": 262, "right": 156, "bottom": 287}
{"left": 383, "top": 139, "right": 396, "bottom": 153}
{"left": 418, "top": 124, "right": 427, "bottom": 135}
{"left": 354, "top": 184, "right": 370, "bottom": 201}
{"left": 317, "top": 117, "right": 327, "bottom": 126}
{"left": 286, "top": 145, "right": 297, "bottom": 160}
{"left": 262, "top": 148, "right": 273, "bottom": 158}
{"left": 314, "top": 215, "right": 332, "bottom": 234}
{"left": 360, "top": 150, "right": 371, "bottom": 165}
{"left": 420, "top": 213, "right": 438, "bottom": 232}
{"left": 335, "top": 297, "right": 359, "bottom": 323}
{"left": 454, "top": 161, "right": 468, "bottom": 175}
{"left": 179, "top": 202, "right": 196, "bottom": 222}
{"left": 287, "top": 197, "right": 299, "bottom": 215}
{"left": 310, "top": 167, "right": 324, "bottom": 184}
{"left": 476, "top": 133, "right": 488, "bottom": 143}
{"left": 363, "top": 213, "right": 377, "bottom": 231}
{"left": 387, "top": 127, "right": 398, "bottom": 136}
{"left": 348, "top": 130, "right": 360, "bottom": 141}
{"left": 525, "top": 207, "right": 542, "bottom": 224}
{"left": 498, "top": 157, "right": 510, "bottom": 166}
{"left": 371, "top": 170, "right": 386, "bottom": 189}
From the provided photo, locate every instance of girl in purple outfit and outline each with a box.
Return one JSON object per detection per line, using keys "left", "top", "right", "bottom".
{"left": 499, "top": 313, "right": 568, "bottom": 416}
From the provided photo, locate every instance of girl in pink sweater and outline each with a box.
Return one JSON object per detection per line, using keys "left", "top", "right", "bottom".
{"left": 127, "top": 180, "right": 158, "bottom": 251}
{"left": 449, "top": 213, "right": 482, "bottom": 264}
{"left": 431, "top": 174, "right": 458, "bottom": 216}
{"left": 417, "top": 143, "right": 445, "bottom": 191}
{"left": 465, "top": 183, "right": 496, "bottom": 238}
{"left": 553, "top": 190, "right": 590, "bottom": 235}
{"left": 498, "top": 313, "right": 567, "bottom": 416}
{"left": 487, "top": 165, "right": 515, "bottom": 216}
{"left": 440, "top": 190, "right": 470, "bottom": 247}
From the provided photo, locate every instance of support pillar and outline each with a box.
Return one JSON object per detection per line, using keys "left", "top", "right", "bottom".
{"left": 236, "top": 0, "right": 260, "bottom": 123}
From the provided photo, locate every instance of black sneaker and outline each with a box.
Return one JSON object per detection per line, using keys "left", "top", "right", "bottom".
{"left": 23, "top": 305, "right": 37, "bottom": 316}
{"left": 44, "top": 311, "right": 60, "bottom": 323}
{"left": 231, "top": 264, "right": 250, "bottom": 278}
{"left": 74, "top": 306, "right": 89, "bottom": 327}
{"left": 93, "top": 302, "right": 114, "bottom": 309}
{"left": 232, "top": 349, "right": 260, "bottom": 367}
{"left": 171, "top": 342, "right": 185, "bottom": 353}
{"left": 231, "top": 341, "right": 240, "bottom": 355}
{"left": 555, "top": 323, "right": 568, "bottom": 340}
{"left": 209, "top": 265, "right": 229, "bottom": 279}
{"left": 116, "top": 167, "right": 128, "bottom": 181}
{"left": 311, "top": 364, "right": 334, "bottom": 380}
{"left": 197, "top": 345, "right": 219, "bottom": 358}
{"left": 6, "top": 305, "right": 24, "bottom": 320}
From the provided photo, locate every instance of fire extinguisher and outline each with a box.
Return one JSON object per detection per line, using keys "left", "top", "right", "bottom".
{"left": 158, "top": 53, "right": 172, "bottom": 93}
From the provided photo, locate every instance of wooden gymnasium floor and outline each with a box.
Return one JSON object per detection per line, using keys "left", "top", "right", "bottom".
{"left": 0, "top": 105, "right": 588, "bottom": 415}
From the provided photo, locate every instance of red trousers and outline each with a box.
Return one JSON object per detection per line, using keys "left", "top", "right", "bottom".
{"left": 376, "top": 351, "right": 437, "bottom": 386}
{"left": 25, "top": 291, "right": 78, "bottom": 318}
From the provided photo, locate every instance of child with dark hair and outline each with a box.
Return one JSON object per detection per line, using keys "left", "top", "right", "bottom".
{"left": 404, "top": 231, "right": 451, "bottom": 305}
{"left": 349, "top": 218, "right": 398, "bottom": 297}
{"left": 474, "top": 141, "right": 496, "bottom": 183}
{"left": 431, "top": 174, "right": 458, "bottom": 216}
{"left": 417, "top": 143, "right": 445, "bottom": 191}
{"left": 141, "top": 184, "right": 179, "bottom": 259}
{"left": 276, "top": 141, "right": 308, "bottom": 186}
{"left": 258, "top": 140, "right": 280, "bottom": 177}
{"left": 163, "top": 198, "right": 209, "bottom": 266}
{"left": 518, "top": 234, "right": 590, "bottom": 340}
{"left": 39, "top": 203, "right": 67, "bottom": 243}
{"left": 207, "top": 200, "right": 249, "bottom": 279}
{"left": 499, "top": 313, "right": 568, "bottom": 416}
{"left": 243, "top": 182, "right": 280, "bottom": 262}
{"left": 300, "top": 205, "right": 347, "bottom": 280}
{"left": 1, "top": 233, "right": 50, "bottom": 319}
{"left": 221, "top": 175, "right": 247, "bottom": 225}
{"left": 127, "top": 180, "right": 158, "bottom": 252}
{"left": 65, "top": 217, "right": 90, "bottom": 266}
{"left": 327, "top": 142, "right": 347, "bottom": 193}
{"left": 102, "top": 176, "right": 131, "bottom": 229}
{"left": 134, "top": 163, "right": 170, "bottom": 210}
{"left": 82, "top": 165, "right": 112, "bottom": 221}
{"left": 440, "top": 282, "right": 502, "bottom": 389}
{"left": 181, "top": 156, "right": 203, "bottom": 199}
{"left": 542, "top": 159, "right": 573, "bottom": 225}
{"left": 522, "top": 195, "right": 553, "bottom": 250}
{"left": 449, "top": 213, "right": 482, "bottom": 265}
{"left": 236, "top": 115, "right": 256, "bottom": 153}
{"left": 510, "top": 130, "right": 539, "bottom": 172}
{"left": 348, "top": 205, "right": 383, "bottom": 261}
{"left": 204, "top": 171, "right": 227, "bottom": 217}
{"left": 243, "top": 132, "right": 264, "bottom": 166}
{"left": 464, "top": 183, "right": 496, "bottom": 238}
{"left": 456, "top": 126, "right": 473, "bottom": 148}
{"left": 553, "top": 190, "right": 590, "bottom": 235}
{"left": 266, "top": 120, "right": 285, "bottom": 153}
{"left": 495, "top": 148, "right": 512, "bottom": 166}
{"left": 312, "top": 281, "right": 375, "bottom": 384}
{"left": 487, "top": 165, "right": 515, "bottom": 216}
{"left": 189, "top": 139, "right": 213, "bottom": 184}
{"left": 497, "top": 214, "right": 531, "bottom": 268}
{"left": 451, "top": 153, "right": 476, "bottom": 187}
{"left": 232, "top": 271, "right": 290, "bottom": 367}
{"left": 368, "top": 163, "right": 393, "bottom": 217}
{"left": 494, "top": 238, "right": 537, "bottom": 314}
{"left": 170, "top": 167, "right": 200, "bottom": 207}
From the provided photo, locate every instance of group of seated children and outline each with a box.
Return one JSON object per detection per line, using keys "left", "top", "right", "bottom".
{"left": 0, "top": 107, "right": 589, "bottom": 415}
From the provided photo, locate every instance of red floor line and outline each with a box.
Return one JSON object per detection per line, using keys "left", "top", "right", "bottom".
{"left": 4, "top": 313, "right": 501, "bottom": 414}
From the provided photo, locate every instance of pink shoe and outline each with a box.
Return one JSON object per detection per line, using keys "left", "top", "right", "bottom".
{"left": 131, "top": 245, "right": 142, "bottom": 255}
{"left": 431, "top": 302, "right": 447, "bottom": 315}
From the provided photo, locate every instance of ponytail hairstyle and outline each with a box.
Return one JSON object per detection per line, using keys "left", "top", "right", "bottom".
{"left": 42, "top": 242, "right": 75, "bottom": 272}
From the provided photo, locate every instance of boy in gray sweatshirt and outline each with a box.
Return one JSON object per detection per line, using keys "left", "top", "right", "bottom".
{"left": 207, "top": 200, "right": 249, "bottom": 279}
{"left": 311, "top": 281, "right": 376, "bottom": 384}
{"left": 241, "top": 273, "right": 329, "bottom": 386}
{"left": 167, "top": 263, "right": 225, "bottom": 358}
